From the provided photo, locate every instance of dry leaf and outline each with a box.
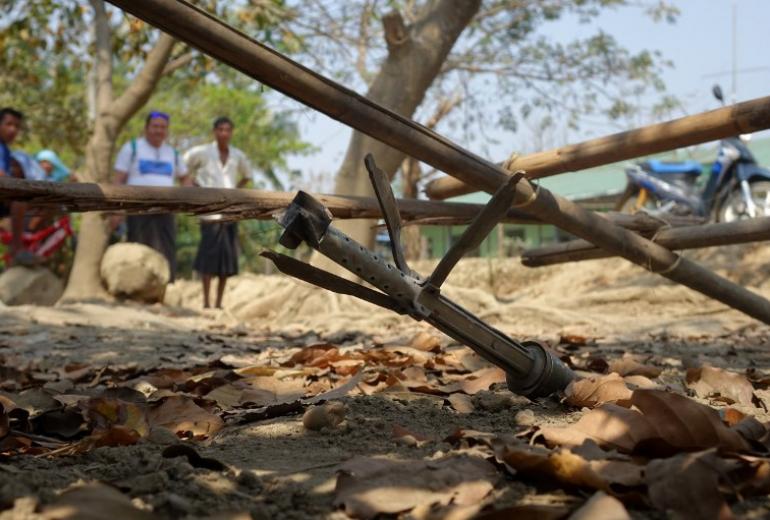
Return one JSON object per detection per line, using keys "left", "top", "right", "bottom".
{"left": 686, "top": 365, "right": 755, "bottom": 406}
{"left": 632, "top": 389, "right": 749, "bottom": 453}
{"left": 568, "top": 491, "right": 630, "bottom": 520}
{"left": 410, "top": 331, "right": 441, "bottom": 352}
{"left": 334, "top": 455, "right": 498, "bottom": 519}
{"left": 476, "top": 504, "right": 570, "bottom": 520}
{"left": 564, "top": 374, "right": 632, "bottom": 408}
{"left": 147, "top": 396, "right": 223, "bottom": 439}
{"left": 539, "top": 403, "right": 655, "bottom": 451}
{"left": 540, "top": 390, "right": 749, "bottom": 454}
{"left": 646, "top": 450, "right": 736, "bottom": 520}
{"left": 42, "top": 483, "right": 159, "bottom": 520}
{"left": 607, "top": 354, "right": 661, "bottom": 378}
{"left": 445, "top": 368, "right": 506, "bottom": 395}
{"left": 10, "top": 388, "right": 61, "bottom": 418}
{"left": 623, "top": 375, "right": 659, "bottom": 390}
{"left": 284, "top": 344, "right": 343, "bottom": 368}
{"left": 560, "top": 334, "right": 590, "bottom": 347}
{"left": 447, "top": 393, "right": 475, "bottom": 413}
{"left": 205, "top": 376, "right": 304, "bottom": 409}
{"left": 35, "top": 409, "right": 85, "bottom": 439}
{"left": 85, "top": 397, "right": 149, "bottom": 438}
{"left": 496, "top": 442, "right": 644, "bottom": 494}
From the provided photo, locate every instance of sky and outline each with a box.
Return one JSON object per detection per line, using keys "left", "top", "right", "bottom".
{"left": 275, "top": 0, "right": 770, "bottom": 193}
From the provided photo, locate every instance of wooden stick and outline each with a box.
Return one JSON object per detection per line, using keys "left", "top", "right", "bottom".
{"left": 0, "top": 177, "right": 538, "bottom": 224}
{"left": 523, "top": 216, "right": 770, "bottom": 267}
{"left": 103, "top": 0, "right": 770, "bottom": 324}
{"left": 425, "top": 96, "right": 770, "bottom": 200}
{"left": 0, "top": 177, "right": 705, "bottom": 233}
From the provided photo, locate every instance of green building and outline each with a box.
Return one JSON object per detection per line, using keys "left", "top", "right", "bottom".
{"left": 419, "top": 135, "right": 770, "bottom": 259}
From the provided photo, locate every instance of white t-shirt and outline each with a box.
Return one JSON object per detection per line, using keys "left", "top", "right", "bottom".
{"left": 183, "top": 142, "right": 251, "bottom": 189}
{"left": 114, "top": 137, "right": 187, "bottom": 187}
{"left": 183, "top": 142, "right": 252, "bottom": 221}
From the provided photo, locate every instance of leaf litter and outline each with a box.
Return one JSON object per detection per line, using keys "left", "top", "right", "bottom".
{"left": 1, "top": 307, "right": 770, "bottom": 519}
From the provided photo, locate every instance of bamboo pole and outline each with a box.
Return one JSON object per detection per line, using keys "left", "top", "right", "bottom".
{"left": 0, "top": 177, "right": 540, "bottom": 224}
{"left": 425, "top": 96, "right": 770, "bottom": 200}
{"left": 522, "top": 216, "right": 770, "bottom": 267}
{"left": 102, "top": 0, "right": 770, "bottom": 324}
{"left": 0, "top": 177, "right": 699, "bottom": 231}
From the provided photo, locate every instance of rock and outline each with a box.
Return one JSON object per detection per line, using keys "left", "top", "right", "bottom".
{"left": 0, "top": 266, "right": 63, "bottom": 306}
{"left": 472, "top": 390, "right": 513, "bottom": 412}
{"left": 514, "top": 409, "right": 536, "bottom": 426}
{"left": 100, "top": 243, "right": 169, "bottom": 303}
{"left": 302, "top": 402, "right": 346, "bottom": 431}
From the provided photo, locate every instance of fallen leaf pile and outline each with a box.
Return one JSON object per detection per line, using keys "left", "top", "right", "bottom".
{"left": 3, "top": 329, "right": 770, "bottom": 520}
{"left": 0, "top": 331, "right": 515, "bottom": 457}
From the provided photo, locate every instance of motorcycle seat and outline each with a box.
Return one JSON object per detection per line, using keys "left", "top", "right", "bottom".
{"left": 641, "top": 159, "right": 702, "bottom": 176}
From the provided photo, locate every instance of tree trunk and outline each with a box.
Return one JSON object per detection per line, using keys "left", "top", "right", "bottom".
{"left": 61, "top": 0, "right": 176, "bottom": 301}
{"left": 319, "top": 0, "right": 481, "bottom": 271}
{"left": 60, "top": 122, "right": 115, "bottom": 301}
{"left": 402, "top": 157, "right": 422, "bottom": 261}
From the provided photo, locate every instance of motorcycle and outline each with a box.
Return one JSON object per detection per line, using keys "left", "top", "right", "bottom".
{"left": 0, "top": 215, "right": 73, "bottom": 266}
{"left": 617, "top": 85, "right": 770, "bottom": 222}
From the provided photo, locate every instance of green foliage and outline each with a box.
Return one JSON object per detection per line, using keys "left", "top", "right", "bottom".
{"left": 1, "top": 0, "right": 310, "bottom": 279}
{"left": 0, "top": 0, "right": 300, "bottom": 170}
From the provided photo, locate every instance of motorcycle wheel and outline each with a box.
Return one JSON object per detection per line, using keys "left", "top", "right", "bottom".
{"left": 717, "top": 181, "right": 770, "bottom": 222}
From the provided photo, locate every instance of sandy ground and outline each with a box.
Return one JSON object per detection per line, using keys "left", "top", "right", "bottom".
{"left": 2, "top": 244, "right": 770, "bottom": 518}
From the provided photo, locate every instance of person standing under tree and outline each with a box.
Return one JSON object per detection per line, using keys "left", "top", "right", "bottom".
{"left": 184, "top": 116, "right": 252, "bottom": 309}
{"left": 114, "top": 111, "right": 189, "bottom": 282}
{"left": 0, "top": 108, "right": 33, "bottom": 265}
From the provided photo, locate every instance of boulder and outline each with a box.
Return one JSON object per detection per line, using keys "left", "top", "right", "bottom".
{"left": 0, "top": 266, "right": 63, "bottom": 306}
{"left": 100, "top": 243, "right": 170, "bottom": 303}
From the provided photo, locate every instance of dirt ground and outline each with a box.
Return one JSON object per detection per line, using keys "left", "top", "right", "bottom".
{"left": 2, "top": 245, "right": 770, "bottom": 519}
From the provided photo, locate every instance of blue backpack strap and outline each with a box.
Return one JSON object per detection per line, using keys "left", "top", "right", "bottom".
{"left": 130, "top": 138, "right": 137, "bottom": 168}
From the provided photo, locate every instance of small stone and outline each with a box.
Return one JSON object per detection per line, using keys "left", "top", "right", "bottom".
{"left": 145, "top": 427, "right": 180, "bottom": 446}
{"left": 302, "top": 401, "right": 346, "bottom": 431}
{"left": 100, "top": 243, "right": 170, "bottom": 303}
{"left": 395, "top": 434, "right": 418, "bottom": 447}
{"left": 165, "top": 492, "right": 193, "bottom": 514}
{"left": 0, "top": 267, "right": 63, "bottom": 306}
{"left": 514, "top": 409, "right": 536, "bottom": 426}
{"left": 134, "top": 380, "right": 159, "bottom": 397}
{"left": 236, "top": 469, "right": 261, "bottom": 490}
{"left": 472, "top": 390, "right": 513, "bottom": 412}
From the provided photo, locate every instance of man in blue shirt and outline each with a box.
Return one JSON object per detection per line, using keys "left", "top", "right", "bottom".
{"left": 0, "top": 108, "right": 27, "bottom": 262}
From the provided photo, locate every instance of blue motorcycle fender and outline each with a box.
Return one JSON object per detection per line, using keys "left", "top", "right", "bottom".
{"left": 626, "top": 168, "right": 699, "bottom": 208}
{"left": 736, "top": 162, "right": 770, "bottom": 183}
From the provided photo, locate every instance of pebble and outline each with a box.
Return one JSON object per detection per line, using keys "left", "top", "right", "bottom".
{"left": 472, "top": 390, "right": 512, "bottom": 412}
{"left": 302, "top": 401, "right": 346, "bottom": 431}
{"left": 236, "top": 469, "right": 261, "bottom": 490}
{"left": 514, "top": 409, "right": 536, "bottom": 426}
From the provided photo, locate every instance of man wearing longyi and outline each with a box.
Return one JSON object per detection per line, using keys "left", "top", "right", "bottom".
{"left": 184, "top": 116, "right": 252, "bottom": 309}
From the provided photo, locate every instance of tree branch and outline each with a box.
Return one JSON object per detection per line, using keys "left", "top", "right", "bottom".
{"left": 110, "top": 32, "right": 176, "bottom": 126}
{"left": 89, "top": 0, "right": 113, "bottom": 114}
{"left": 162, "top": 50, "right": 195, "bottom": 76}
{"left": 382, "top": 10, "right": 408, "bottom": 51}
{"left": 355, "top": 0, "right": 374, "bottom": 83}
